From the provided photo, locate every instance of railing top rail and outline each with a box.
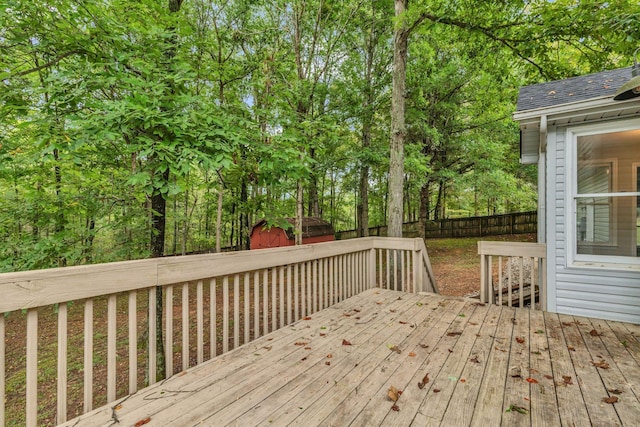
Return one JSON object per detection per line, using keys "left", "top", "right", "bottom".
{"left": 478, "top": 241, "right": 546, "bottom": 258}
{"left": 0, "top": 237, "right": 429, "bottom": 312}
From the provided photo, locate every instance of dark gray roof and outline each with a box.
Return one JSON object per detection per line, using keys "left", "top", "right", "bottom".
{"left": 516, "top": 66, "right": 633, "bottom": 112}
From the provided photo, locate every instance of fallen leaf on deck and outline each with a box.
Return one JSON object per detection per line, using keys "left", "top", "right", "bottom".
{"left": 114, "top": 404, "right": 122, "bottom": 411}
{"left": 509, "top": 366, "right": 521, "bottom": 378}
{"left": 325, "top": 361, "right": 331, "bottom": 366}
{"left": 416, "top": 302, "right": 423, "bottom": 307}
{"left": 301, "top": 357, "right": 307, "bottom": 361}
{"left": 134, "top": 418, "right": 151, "bottom": 426}
{"left": 388, "top": 385, "right": 401, "bottom": 402}
{"left": 342, "top": 339, "right": 352, "bottom": 346}
{"left": 388, "top": 344, "right": 401, "bottom": 354}
{"left": 376, "top": 301, "right": 384, "bottom": 305}
{"left": 263, "top": 346, "right": 272, "bottom": 351}
{"left": 535, "top": 329, "right": 545, "bottom": 334}
{"left": 319, "top": 333, "right": 326, "bottom": 337}
{"left": 399, "top": 321, "right": 408, "bottom": 325}
{"left": 516, "top": 337, "right": 525, "bottom": 344}
{"left": 608, "top": 388, "right": 623, "bottom": 395}
{"left": 354, "top": 309, "right": 361, "bottom": 312}
{"left": 355, "top": 317, "right": 361, "bottom": 320}
{"left": 469, "top": 322, "right": 478, "bottom": 325}
{"left": 589, "top": 329, "right": 601, "bottom": 337}
{"left": 327, "top": 353, "right": 333, "bottom": 358}
{"left": 447, "top": 332, "right": 462, "bottom": 337}
{"left": 526, "top": 377, "right": 538, "bottom": 384}
{"left": 391, "top": 404, "right": 400, "bottom": 411}
{"left": 420, "top": 344, "right": 429, "bottom": 349}
{"left": 562, "top": 375, "right": 573, "bottom": 385}
{"left": 602, "top": 396, "right": 618, "bottom": 404}
{"left": 506, "top": 404, "right": 528, "bottom": 414}
{"left": 294, "top": 342, "right": 308, "bottom": 346}
{"left": 448, "top": 349, "right": 453, "bottom": 353}
{"left": 470, "top": 356, "right": 480, "bottom": 364}
{"left": 418, "top": 373, "right": 429, "bottom": 389}
{"left": 460, "top": 378, "right": 466, "bottom": 383}
{"left": 591, "top": 360, "right": 609, "bottom": 369}
{"left": 304, "top": 347, "right": 312, "bottom": 350}
{"left": 495, "top": 346, "right": 506, "bottom": 352}
{"left": 343, "top": 313, "right": 351, "bottom": 317}
{"left": 433, "top": 388, "right": 441, "bottom": 393}
{"left": 567, "top": 345, "right": 575, "bottom": 351}
{"left": 390, "top": 309, "right": 397, "bottom": 313}
{"left": 408, "top": 352, "right": 416, "bottom": 357}
{"left": 562, "top": 321, "right": 574, "bottom": 327}
{"left": 458, "top": 314, "right": 466, "bottom": 317}
{"left": 544, "top": 374, "right": 553, "bottom": 380}
{"left": 303, "top": 316, "right": 312, "bottom": 320}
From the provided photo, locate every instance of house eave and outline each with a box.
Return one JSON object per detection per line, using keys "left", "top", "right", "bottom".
{"left": 513, "top": 95, "right": 614, "bottom": 122}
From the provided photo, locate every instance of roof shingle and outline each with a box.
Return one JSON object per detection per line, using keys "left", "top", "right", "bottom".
{"left": 516, "top": 67, "right": 633, "bottom": 112}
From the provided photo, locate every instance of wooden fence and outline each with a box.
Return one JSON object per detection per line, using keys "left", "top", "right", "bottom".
{"left": 336, "top": 211, "right": 537, "bottom": 240}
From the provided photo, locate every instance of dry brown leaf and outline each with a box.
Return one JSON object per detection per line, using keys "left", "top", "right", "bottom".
{"left": 495, "top": 346, "right": 506, "bottom": 352}
{"left": 591, "top": 360, "right": 610, "bottom": 369}
{"left": 567, "top": 345, "right": 575, "bottom": 351}
{"left": 304, "top": 347, "right": 312, "bottom": 350}
{"left": 433, "top": 388, "right": 441, "bottom": 393}
{"left": 544, "top": 374, "right": 553, "bottom": 380}
{"left": 389, "top": 345, "right": 401, "bottom": 354}
{"left": 325, "top": 361, "right": 331, "bottom": 366}
{"left": 589, "top": 329, "right": 601, "bottom": 337}
{"left": 516, "top": 336, "right": 525, "bottom": 344}
{"left": 399, "top": 321, "right": 408, "bottom": 325}
{"left": 388, "top": 385, "right": 400, "bottom": 402}
{"left": 470, "top": 356, "right": 480, "bottom": 364}
{"left": 294, "top": 342, "right": 307, "bottom": 346}
{"left": 460, "top": 378, "right": 466, "bottom": 383}
{"left": 342, "top": 339, "right": 352, "bottom": 346}
{"left": 134, "top": 418, "right": 151, "bottom": 427}
{"left": 526, "top": 377, "right": 538, "bottom": 384}
{"left": 391, "top": 404, "right": 400, "bottom": 411}
{"left": 327, "top": 353, "right": 333, "bottom": 358}
{"left": 446, "top": 331, "right": 462, "bottom": 336}
{"left": 263, "top": 346, "right": 272, "bottom": 351}
{"left": 562, "top": 375, "right": 573, "bottom": 385}
{"left": 301, "top": 357, "right": 307, "bottom": 361}
{"left": 419, "top": 344, "right": 429, "bottom": 349}
{"left": 376, "top": 301, "right": 384, "bottom": 305}
{"left": 608, "top": 388, "right": 623, "bottom": 395}
{"left": 602, "top": 396, "right": 618, "bottom": 404}
{"left": 319, "top": 333, "right": 326, "bottom": 337}
{"left": 448, "top": 349, "right": 453, "bottom": 353}
{"left": 408, "top": 352, "right": 416, "bottom": 357}
{"left": 469, "top": 321, "right": 478, "bottom": 325}
{"left": 418, "top": 372, "right": 430, "bottom": 389}
{"left": 114, "top": 404, "right": 123, "bottom": 411}
{"left": 303, "top": 316, "right": 312, "bottom": 320}
{"left": 354, "top": 309, "right": 361, "bottom": 312}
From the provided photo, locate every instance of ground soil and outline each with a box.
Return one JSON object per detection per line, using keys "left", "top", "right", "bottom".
{"left": 5, "top": 233, "right": 536, "bottom": 426}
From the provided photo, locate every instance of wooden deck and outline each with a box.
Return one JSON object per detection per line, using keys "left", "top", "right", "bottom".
{"left": 62, "top": 288, "right": 640, "bottom": 427}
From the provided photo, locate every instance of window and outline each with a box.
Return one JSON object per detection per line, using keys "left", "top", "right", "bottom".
{"left": 567, "top": 121, "right": 640, "bottom": 266}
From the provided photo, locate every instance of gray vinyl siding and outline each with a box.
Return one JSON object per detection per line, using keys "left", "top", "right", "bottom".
{"left": 549, "top": 125, "right": 640, "bottom": 324}
{"left": 521, "top": 129, "right": 539, "bottom": 164}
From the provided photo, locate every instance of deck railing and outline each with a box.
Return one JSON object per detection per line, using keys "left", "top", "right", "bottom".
{"left": 0, "top": 237, "right": 436, "bottom": 427}
{"left": 478, "top": 241, "right": 547, "bottom": 310}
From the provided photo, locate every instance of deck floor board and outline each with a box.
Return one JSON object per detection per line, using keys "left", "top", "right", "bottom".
{"left": 61, "top": 288, "right": 640, "bottom": 427}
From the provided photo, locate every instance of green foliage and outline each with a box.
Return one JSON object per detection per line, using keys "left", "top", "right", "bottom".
{"left": 1, "top": 0, "right": 637, "bottom": 269}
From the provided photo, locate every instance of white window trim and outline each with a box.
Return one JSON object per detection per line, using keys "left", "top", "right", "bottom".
{"left": 566, "top": 119, "right": 640, "bottom": 268}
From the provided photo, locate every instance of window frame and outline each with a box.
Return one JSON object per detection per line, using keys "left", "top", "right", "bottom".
{"left": 566, "top": 119, "right": 640, "bottom": 268}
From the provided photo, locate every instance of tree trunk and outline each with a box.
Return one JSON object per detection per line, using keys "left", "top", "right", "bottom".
{"left": 419, "top": 181, "right": 430, "bottom": 239}
{"left": 387, "top": 0, "right": 408, "bottom": 239}
{"left": 296, "top": 180, "right": 304, "bottom": 245}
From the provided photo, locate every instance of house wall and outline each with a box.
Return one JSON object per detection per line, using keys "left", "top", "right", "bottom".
{"left": 546, "top": 122, "right": 640, "bottom": 324}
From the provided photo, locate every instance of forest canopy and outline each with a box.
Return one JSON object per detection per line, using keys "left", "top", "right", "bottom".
{"left": 1, "top": 0, "right": 638, "bottom": 271}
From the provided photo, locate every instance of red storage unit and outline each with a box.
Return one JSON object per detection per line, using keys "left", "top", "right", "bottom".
{"left": 250, "top": 217, "right": 335, "bottom": 250}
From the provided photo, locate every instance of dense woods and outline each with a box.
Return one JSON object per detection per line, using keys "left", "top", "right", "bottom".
{"left": 1, "top": 0, "right": 638, "bottom": 271}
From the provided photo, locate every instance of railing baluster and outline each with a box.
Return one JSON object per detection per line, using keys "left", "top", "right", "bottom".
{"left": 329, "top": 257, "right": 334, "bottom": 306}
{"left": 182, "top": 282, "right": 189, "bottom": 370}
{"left": 210, "top": 278, "right": 216, "bottom": 358}
{"left": 83, "top": 299, "right": 93, "bottom": 413}
{"left": 313, "top": 260, "right": 318, "bottom": 313}
{"left": 507, "top": 257, "right": 512, "bottom": 307}
{"left": 293, "top": 265, "right": 299, "bottom": 322}
{"left": 286, "top": 266, "right": 292, "bottom": 325}
{"left": 519, "top": 257, "right": 525, "bottom": 308}
{"left": 107, "top": 295, "right": 117, "bottom": 403}
{"left": 386, "top": 250, "right": 390, "bottom": 291}
{"left": 244, "top": 273, "right": 250, "bottom": 344}
{"left": 57, "top": 302, "right": 67, "bottom": 424}
{"left": 271, "top": 268, "right": 277, "bottom": 331}
{"left": 223, "top": 276, "right": 229, "bottom": 353}
{"left": 532, "top": 258, "right": 537, "bottom": 309}
{"left": 378, "top": 249, "right": 382, "bottom": 287}
{"left": 26, "top": 308, "right": 37, "bottom": 427}
{"left": 165, "top": 285, "right": 173, "bottom": 377}
{"left": 254, "top": 271, "right": 260, "bottom": 339}
{"left": 498, "top": 257, "right": 503, "bottom": 306}
{"left": 300, "top": 263, "right": 306, "bottom": 316}
{"left": 129, "top": 291, "right": 137, "bottom": 393}
{"left": 197, "top": 280, "right": 204, "bottom": 365}
{"left": 148, "top": 287, "right": 157, "bottom": 384}
{"left": 306, "top": 262, "right": 312, "bottom": 314}
{"left": 233, "top": 274, "right": 240, "bottom": 350}
{"left": 279, "top": 267, "right": 285, "bottom": 328}
{"left": 262, "top": 270, "right": 269, "bottom": 335}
